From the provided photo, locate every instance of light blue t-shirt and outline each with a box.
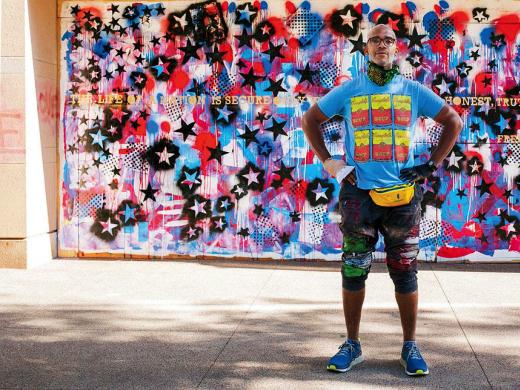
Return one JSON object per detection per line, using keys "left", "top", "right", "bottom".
{"left": 317, "top": 73, "right": 445, "bottom": 189}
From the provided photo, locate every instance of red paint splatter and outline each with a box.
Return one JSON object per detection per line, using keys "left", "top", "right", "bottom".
{"left": 285, "top": 1, "right": 296, "bottom": 14}
{"left": 193, "top": 131, "right": 217, "bottom": 172}
{"left": 171, "top": 69, "right": 190, "bottom": 91}
{"left": 160, "top": 121, "right": 170, "bottom": 134}
{"left": 288, "top": 38, "right": 300, "bottom": 49}
{"left": 76, "top": 7, "right": 102, "bottom": 25}
{"left": 266, "top": 17, "right": 289, "bottom": 39}
{"left": 510, "top": 236, "right": 520, "bottom": 252}
{"left": 450, "top": 11, "right": 469, "bottom": 35}
{"left": 354, "top": 3, "right": 363, "bottom": 15}
{"left": 221, "top": 1, "right": 228, "bottom": 12}
{"left": 144, "top": 76, "right": 156, "bottom": 94}
{"left": 437, "top": 246, "right": 475, "bottom": 258}
{"left": 493, "top": 14, "right": 520, "bottom": 43}
{"left": 474, "top": 72, "right": 493, "bottom": 95}
{"left": 400, "top": 3, "right": 410, "bottom": 17}
{"left": 433, "top": 5, "right": 441, "bottom": 15}
{"left": 220, "top": 42, "right": 234, "bottom": 63}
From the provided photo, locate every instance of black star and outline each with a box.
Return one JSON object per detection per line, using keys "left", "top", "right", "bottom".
{"left": 237, "top": 59, "right": 248, "bottom": 69}
{"left": 504, "top": 189, "right": 513, "bottom": 198}
{"left": 235, "top": 29, "right": 253, "bottom": 48}
{"left": 476, "top": 179, "right": 493, "bottom": 197}
{"left": 239, "top": 125, "right": 259, "bottom": 147}
{"left": 273, "top": 161, "right": 295, "bottom": 182}
{"left": 205, "top": 45, "right": 227, "bottom": 66}
{"left": 296, "top": 63, "right": 316, "bottom": 85}
{"left": 295, "top": 92, "right": 307, "bottom": 103}
{"left": 108, "top": 179, "right": 118, "bottom": 190}
{"left": 264, "top": 77, "right": 287, "bottom": 97}
{"left": 179, "top": 39, "right": 202, "bottom": 64}
{"left": 71, "top": 5, "right": 81, "bottom": 15}
{"left": 238, "top": 227, "right": 250, "bottom": 237}
{"left": 208, "top": 142, "right": 229, "bottom": 164}
{"left": 135, "top": 55, "right": 145, "bottom": 65}
{"left": 469, "top": 49, "right": 480, "bottom": 61}
{"left": 482, "top": 76, "right": 492, "bottom": 87}
{"left": 497, "top": 154, "right": 509, "bottom": 167}
{"left": 239, "top": 67, "right": 264, "bottom": 90}
{"left": 456, "top": 62, "right": 472, "bottom": 78}
{"left": 262, "top": 41, "right": 285, "bottom": 62}
{"left": 473, "top": 136, "right": 488, "bottom": 148}
{"left": 114, "top": 47, "right": 125, "bottom": 58}
{"left": 280, "top": 232, "right": 290, "bottom": 244}
{"left": 133, "top": 40, "right": 144, "bottom": 51}
{"left": 290, "top": 211, "right": 301, "bottom": 222}
{"left": 175, "top": 119, "right": 197, "bottom": 141}
{"left": 67, "top": 143, "right": 78, "bottom": 154}
{"left": 265, "top": 118, "right": 287, "bottom": 140}
{"left": 150, "top": 36, "right": 161, "bottom": 46}
{"left": 92, "top": 157, "right": 102, "bottom": 168}
{"left": 155, "top": 4, "right": 166, "bottom": 16}
{"left": 456, "top": 189, "right": 467, "bottom": 199}
{"left": 116, "top": 63, "right": 125, "bottom": 74}
{"left": 256, "top": 111, "right": 269, "bottom": 123}
{"left": 469, "top": 122, "right": 480, "bottom": 132}
{"left": 475, "top": 211, "right": 487, "bottom": 222}
{"left": 141, "top": 183, "right": 159, "bottom": 202}
{"left": 407, "top": 26, "right": 426, "bottom": 48}
{"left": 253, "top": 204, "right": 264, "bottom": 217}
{"left": 83, "top": 10, "right": 93, "bottom": 20}
{"left": 112, "top": 167, "right": 121, "bottom": 176}
{"left": 108, "top": 4, "right": 119, "bottom": 13}
{"left": 187, "top": 80, "right": 206, "bottom": 96}
{"left": 349, "top": 34, "right": 365, "bottom": 54}
{"left": 488, "top": 59, "right": 497, "bottom": 70}
{"left": 110, "top": 18, "right": 122, "bottom": 30}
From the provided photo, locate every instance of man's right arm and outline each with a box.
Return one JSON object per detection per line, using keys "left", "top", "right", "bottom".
{"left": 301, "top": 104, "right": 331, "bottom": 163}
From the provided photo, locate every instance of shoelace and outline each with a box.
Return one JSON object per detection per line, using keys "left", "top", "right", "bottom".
{"left": 337, "top": 342, "right": 356, "bottom": 356}
{"left": 407, "top": 344, "right": 422, "bottom": 360}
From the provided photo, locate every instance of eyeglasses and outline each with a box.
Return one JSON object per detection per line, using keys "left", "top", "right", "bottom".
{"left": 367, "top": 37, "right": 396, "bottom": 47}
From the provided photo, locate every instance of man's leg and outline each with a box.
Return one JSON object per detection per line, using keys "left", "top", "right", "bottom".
{"left": 395, "top": 289, "right": 418, "bottom": 342}
{"left": 342, "top": 287, "right": 365, "bottom": 341}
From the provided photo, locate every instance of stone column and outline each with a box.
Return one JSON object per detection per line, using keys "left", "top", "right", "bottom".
{"left": 0, "top": 0, "right": 58, "bottom": 268}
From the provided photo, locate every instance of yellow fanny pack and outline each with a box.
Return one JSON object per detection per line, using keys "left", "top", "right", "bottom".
{"left": 369, "top": 183, "right": 415, "bottom": 207}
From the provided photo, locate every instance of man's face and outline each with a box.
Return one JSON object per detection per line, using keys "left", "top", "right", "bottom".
{"left": 366, "top": 25, "right": 397, "bottom": 69}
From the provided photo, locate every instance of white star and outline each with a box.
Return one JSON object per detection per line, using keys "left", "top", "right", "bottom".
{"left": 182, "top": 172, "right": 200, "bottom": 189}
{"left": 238, "top": 7, "right": 254, "bottom": 22}
{"left": 107, "top": 126, "right": 118, "bottom": 135}
{"left": 474, "top": 10, "right": 487, "bottom": 23}
{"left": 189, "top": 199, "right": 207, "bottom": 217}
{"left": 156, "top": 146, "right": 174, "bottom": 165}
{"left": 458, "top": 64, "right": 471, "bottom": 77}
{"left": 447, "top": 151, "right": 463, "bottom": 168}
{"left": 438, "top": 78, "right": 452, "bottom": 95}
{"left": 234, "top": 186, "right": 246, "bottom": 196}
{"left": 174, "top": 13, "right": 189, "bottom": 29}
{"left": 214, "top": 218, "right": 225, "bottom": 230}
{"left": 312, "top": 183, "right": 328, "bottom": 201}
{"left": 410, "top": 54, "right": 422, "bottom": 65}
{"left": 216, "top": 106, "right": 233, "bottom": 122}
{"left": 340, "top": 9, "right": 356, "bottom": 28}
{"left": 243, "top": 167, "right": 260, "bottom": 185}
{"left": 90, "top": 70, "right": 99, "bottom": 79}
{"left": 470, "top": 161, "right": 481, "bottom": 173}
{"left": 502, "top": 223, "right": 516, "bottom": 235}
{"left": 101, "top": 218, "right": 117, "bottom": 235}
{"left": 135, "top": 75, "right": 144, "bottom": 84}
{"left": 187, "top": 227, "right": 198, "bottom": 237}
{"left": 478, "top": 101, "right": 492, "bottom": 116}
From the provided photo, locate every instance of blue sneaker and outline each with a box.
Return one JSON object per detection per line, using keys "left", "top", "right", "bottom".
{"left": 400, "top": 341, "right": 429, "bottom": 376}
{"left": 327, "top": 339, "right": 364, "bottom": 372}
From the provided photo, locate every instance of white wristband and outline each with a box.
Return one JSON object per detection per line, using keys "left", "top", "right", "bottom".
{"left": 336, "top": 165, "right": 355, "bottom": 184}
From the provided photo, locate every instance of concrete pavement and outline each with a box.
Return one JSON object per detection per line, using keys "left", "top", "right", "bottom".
{"left": 0, "top": 260, "right": 519, "bottom": 389}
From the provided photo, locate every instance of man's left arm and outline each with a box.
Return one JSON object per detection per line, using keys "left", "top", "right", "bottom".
{"left": 399, "top": 105, "right": 463, "bottom": 182}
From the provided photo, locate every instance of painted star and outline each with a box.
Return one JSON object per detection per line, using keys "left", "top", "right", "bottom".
{"left": 437, "top": 78, "right": 453, "bottom": 95}
{"left": 242, "top": 167, "right": 260, "bottom": 185}
{"left": 216, "top": 105, "right": 233, "bottom": 122}
{"left": 296, "top": 63, "right": 316, "bottom": 85}
{"left": 469, "top": 160, "right": 481, "bottom": 173}
{"left": 235, "top": 29, "right": 252, "bottom": 48}
{"left": 101, "top": 218, "right": 118, "bottom": 235}
{"left": 123, "top": 204, "right": 135, "bottom": 223}
{"left": 182, "top": 172, "right": 201, "bottom": 189}
{"left": 179, "top": 39, "right": 202, "bottom": 64}
{"left": 207, "top": 142, "right": 229, "bottom": 164}
{"left": 156, "top": 146, "right": 175, "bottom": 165}
{"left": 240, "top": 67, "right": 264, "bottom": 89}
{"left": 264, "top": 77, "right": 287, "bottom": 97}
{"left": 264, "top": 118, "right": 288, "bottom": 140}
{"left": 469, "top": 49, "right": 480, "bottom": 61}
{"left": 447, "top": 151, "right": 463, "bottom": 168}
{"left": 261, "top": 24, "right": 271, "bottom": 35}
{"left": 141, "top": 183, "right": 159, "bottom": 202}
{"left": 349, "top": 34, "right": 365, "bottom": 54}
{"left": 262, "top": 41, "right": 285, "bottom": 62}
{"left": 173, "top": 13, "right": 189, "bottom": 29}
{"left": 312, "top": 183, "right": 328, "bottom": 201}
{"left": 456, "top": 189, "right": 467, "bottom": 199}
{"left": 239, "top": 125, "right": 259, "bottom": 147}
{"left": 175, "top": 119, "right": 197, "bottom": 141}
{"left": 476, "top": 179, "right": 493, "bottom": 196}
{"left": 189, "top": 199, "right": 207, "bottom": 218}
{"left": 237, "top": 5, "right": 255, "bottom": 23}
{"left": 90, "top": 130, "right": 107, "bottom": 147}
{"left": 473, "top": 9, "right": 488, "bottom": 23}
{"left": 340, "top": 9, "right": 356, "bottom": 28}
{"left": 152, "top": 58, "right": 170, "bottom": 76}
{"left": 407, "top": 26, "right": 427, "bottom": 48}
{"left": 273, "top": 161, "right": 295, "bottom": 182}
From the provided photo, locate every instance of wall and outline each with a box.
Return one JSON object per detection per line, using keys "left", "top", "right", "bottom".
{"left": 58, "top": 0, "right": 519, "bottom": 261}
{"left": 0, "top": 0, "right": 58, "bottom": 268}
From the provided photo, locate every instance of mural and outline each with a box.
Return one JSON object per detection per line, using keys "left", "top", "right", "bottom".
{"left": 59, "top": 0, "right": 519, "bottom": 261}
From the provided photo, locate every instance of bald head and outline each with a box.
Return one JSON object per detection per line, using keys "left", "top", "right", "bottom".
{"left": 365, "top": 24, "right": 398, "bottom": 69}
{"left": 368, "top": 24, "right": 396, "bottom": 40}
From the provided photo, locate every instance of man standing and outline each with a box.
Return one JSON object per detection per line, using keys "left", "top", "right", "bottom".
{"left": 302, "top": 24, "right": 462, "bottom": 376}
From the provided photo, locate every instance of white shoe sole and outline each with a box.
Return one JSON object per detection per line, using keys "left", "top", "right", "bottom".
{"left": 400, "top": 358, "right": 430, "bottom": 376}
{"left": 327, "top": 355, "right": 364, "bottom": 373}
